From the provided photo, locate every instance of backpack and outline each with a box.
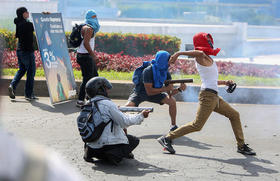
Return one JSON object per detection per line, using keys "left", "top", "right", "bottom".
{"left": 76, "top": 98, "right": 113, "bottom": 143}
{"left": 69, "top": 23, "right": 85, "bottom": 48}
{"left": 132, "top": 61, "right": 151, "bottom": 85}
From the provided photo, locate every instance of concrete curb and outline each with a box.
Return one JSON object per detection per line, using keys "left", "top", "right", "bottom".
{"left": 1, "top": 78, "right": 279, "bottom": 105}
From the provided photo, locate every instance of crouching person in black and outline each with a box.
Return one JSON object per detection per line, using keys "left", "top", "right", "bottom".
{"left": 81, "top": 77, "right": 150, "bottom": 165}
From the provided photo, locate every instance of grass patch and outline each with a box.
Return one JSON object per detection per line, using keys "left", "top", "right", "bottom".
{"left": 3, "top": 68, "right": 280, "bottom": 87}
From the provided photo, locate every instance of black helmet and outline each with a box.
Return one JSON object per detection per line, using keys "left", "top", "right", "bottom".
{"left": 85, "top": 77, "right": 112, "bottom": 98}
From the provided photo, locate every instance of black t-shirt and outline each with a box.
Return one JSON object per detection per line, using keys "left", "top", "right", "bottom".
{"left": 16, "top": 20, "right": 34, "bottom": 51}
{"left": 134, "top": 65, "right": 171, "bottom": 94}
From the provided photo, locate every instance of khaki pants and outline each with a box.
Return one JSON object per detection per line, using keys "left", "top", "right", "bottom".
{"left": 167, "top": 90, "right": 245, "bottom": 147}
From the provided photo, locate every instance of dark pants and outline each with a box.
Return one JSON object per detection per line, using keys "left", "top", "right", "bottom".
{"left": 85, "top": 135, "right": 140, "bottom": 162}
{"left": 10, "top": 50, "right": 36, "bottom": 97}
{"left": 128, "top": 91, "right": 167, "bottom": 107}
{"left": 76, "top": 53, "right": 98, "bottom": 101}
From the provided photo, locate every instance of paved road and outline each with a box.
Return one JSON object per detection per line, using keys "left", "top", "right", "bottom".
{"left": 0, "top": 96, "right": 279, "bottom": 181}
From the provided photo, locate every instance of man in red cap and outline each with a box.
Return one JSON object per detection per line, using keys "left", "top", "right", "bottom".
{"left": 157, "top": 32, "right": 256, "bottom": 156}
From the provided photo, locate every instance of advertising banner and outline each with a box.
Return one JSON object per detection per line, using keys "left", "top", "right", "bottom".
{"left": 32, "top": 13, "right": 77, "bottom": 104}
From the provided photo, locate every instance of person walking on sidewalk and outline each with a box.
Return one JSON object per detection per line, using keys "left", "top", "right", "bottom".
{"left": 8, "top": 7, "right": 38, "bottom": 101}
{"left": 157, "top": 32, "right": 256, "bottom": 156}
{"left": 76, "top": 10, "right": 99, "bottom": 108}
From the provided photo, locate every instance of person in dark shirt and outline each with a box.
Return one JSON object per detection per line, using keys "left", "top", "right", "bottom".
{"left": 8, "top": 7, "right": 37, "bottom": 101}
{"left": 125, "top": 50, "right": 186, "bottom": 132}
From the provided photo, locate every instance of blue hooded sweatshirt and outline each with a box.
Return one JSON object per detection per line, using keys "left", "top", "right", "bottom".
{"left": 151, "top": 50, "right": 170, "bottom": 88}
{"left": 85, "top": 10, "right": 100, "bottom": 33}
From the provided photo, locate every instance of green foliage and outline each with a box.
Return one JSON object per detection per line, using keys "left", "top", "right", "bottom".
{"left": 0, "top": 29, "right": 17, "bottom": 50}
{"left": 3, "top": 68, "right": 280, "bottom": 87}
{"left": 94, "top": 32, "right": 181, "bottom": 56}
{"left": 0, "top": 28, "right": 38, "bottom": 50}
{"left": 67, "top": 32, "right": 181, "bottom": 56}
{"left": 2, "top": 30, "right": 180, "bottom": 56}
{"left": 171, "top": 73, "right": 280, "bottom": 87}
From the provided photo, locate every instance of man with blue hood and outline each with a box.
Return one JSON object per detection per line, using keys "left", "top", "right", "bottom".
{"left": 126, "top": 50, "right": 186, "bottom": 131}
{"left": 76, "top": 10, "right": 100, "bottom": 108}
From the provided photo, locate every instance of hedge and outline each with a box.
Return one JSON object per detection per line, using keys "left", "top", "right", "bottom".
{"left": 4, "top": 50, "right": 280, "bottom": 78}
{"left": 0, "top": 29, "right": 17, "bottom": 50}
{"left": 1, "top": 29, "right": 181, "bottom": 57}
{"left": 94, "top": 32, "right": 180, "bottom": 56}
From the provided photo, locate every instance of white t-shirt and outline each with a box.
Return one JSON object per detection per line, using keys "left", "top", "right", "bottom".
{"left": 196, "top": 61, "right": 219, "bottom": 92}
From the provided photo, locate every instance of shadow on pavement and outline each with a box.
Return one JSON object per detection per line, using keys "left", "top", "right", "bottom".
{"left": 91, "top": 159, "right": 177, "bottom": 176}
{"left": 139, "top": 134, "right": 220, "bottom": 150}
{"left": 172, "top": 136, "right": 222, "bottom": 150}
{"left": 139, "top": 134, "right": 162, "bottom": 139}
{"left": 30, "top": 99, "right": 80, "bottom": 115}
{"left": 175, "top": 153, "right": 278, "bottom": 177}
{"left": 10, "top": 98, "right": 34, "bottom": 103}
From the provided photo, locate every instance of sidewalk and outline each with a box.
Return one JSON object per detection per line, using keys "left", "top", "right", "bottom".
{"left": 1, "top": 96, "right": 279, "bottom": 181}
{"left": 1, "top": 77, "right": 280, "bottom": 105}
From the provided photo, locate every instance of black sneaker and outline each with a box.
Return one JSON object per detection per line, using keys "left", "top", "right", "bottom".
{"left": 157, "top": 136, "right": 176, "bottom": 154}
{"left": 8, "top": 85, "right": 15, "bottom": 99}
{"left": 237, "top": 144, "right": 256, "bottom": 156}
{"left": 126, "top": 153, "right": 134, "bottom": 159}
{"left": 83, "top": 146, "right": 94, "bottom": 163}
{"left": 76, "top": 100, "right": 84, "bottom": 108}
{"left": 170, "top": 125, "right": 178, "bottom": 132}
{"left": 83, "top": 156, "right": 94, "bottom": 163}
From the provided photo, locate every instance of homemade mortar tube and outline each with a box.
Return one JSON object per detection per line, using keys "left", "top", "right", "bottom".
{"left": 164, "top": 79, "right": 193, "bottom": 84}
{"left": 119, "top": 107, "right": 154, "bottom": 113}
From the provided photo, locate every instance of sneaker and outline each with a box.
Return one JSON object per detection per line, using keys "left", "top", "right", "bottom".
{"left": 25, "top": 96, "right": 32, "bottom": 101}
{"left": 8, "top": 85, "right": 15, "bottom": 99}
{"left": 31, "top": 95, "right": 39, "bottom": 100}
{"left": 83, "top": 156, "right": 94, "bottom": 163}
{"left": 83, "top": 146, "right": 94, "bottom": 163}
{"left": 170, "top": 125, "right": 178, "bottom": 132}
{"left": 76, "top": 100, "right": 84, "bottom": 108}
{"left": 126, "top": 153, "right": 134, "bottom": 159}
{"left": 157, "top": 136, "right": 176, "bottom": 154}
{"left": 237, "top": 144, "right": 256, "bottom": 156}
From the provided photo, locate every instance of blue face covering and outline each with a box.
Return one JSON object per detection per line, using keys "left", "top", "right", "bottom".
{"left": 85, "top": 10, "right": 100, "bottom": 33}
{"left": 151, "top": 50, "right": 170, "bottom": 88}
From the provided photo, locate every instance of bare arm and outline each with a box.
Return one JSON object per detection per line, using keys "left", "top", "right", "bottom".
{"left": 170, "top": 50, "right": 204, "bottom": 62}
{"left": 170, "top": 50, "right": 210, "bottom": 66}
{"left": 82, "top": 26, "right": 95, "bottom": 58}
{"left": 144, "top": 83, "right": 173, "bottom": 96}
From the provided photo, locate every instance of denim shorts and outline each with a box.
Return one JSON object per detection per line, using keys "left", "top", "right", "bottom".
{"left": 128, "top": 91, "right": 167, "bottom": 107}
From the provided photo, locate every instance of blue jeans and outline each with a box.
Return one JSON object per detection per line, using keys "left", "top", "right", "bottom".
{"left": 10, "top": 50, "right": 36, "bottom": 97}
